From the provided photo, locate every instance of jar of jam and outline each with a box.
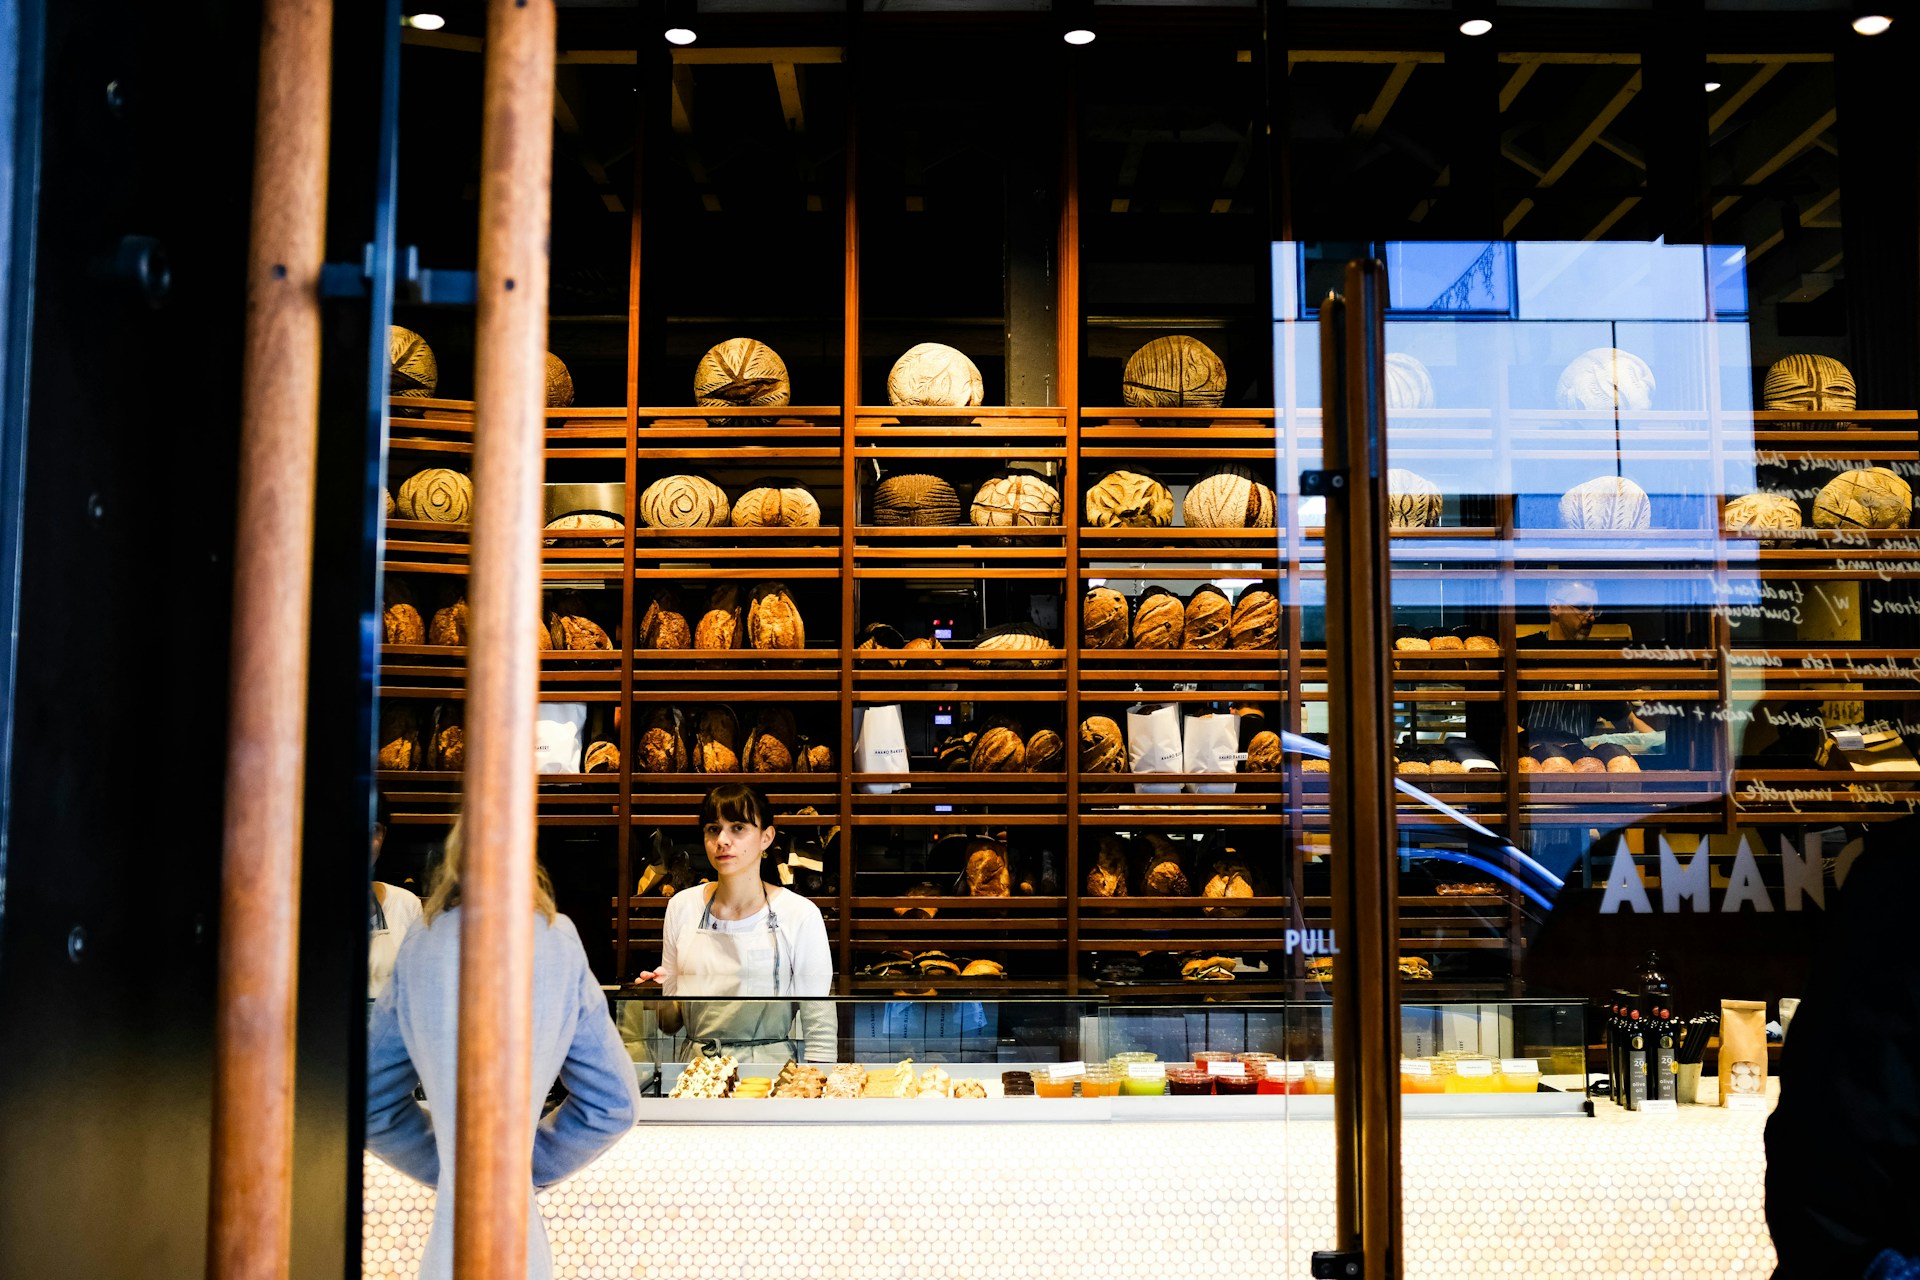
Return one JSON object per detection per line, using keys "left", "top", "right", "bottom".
{"left": 1399, "top": 1059, "right": 1443, "bottom": 1095}
{"left": 1235, "top": 1052, "right": 1277, "bottom": 1076}
{"left": 1033, "top": 1064, "right": 1080, "bottom": 1098}
{"left": 1258, "top": 1061, "right": 1306, "bottom": 1095}
{"left": 1193, "top": 1050, "right": 1239, "bottom": 1071}
{"left": 1304, "top": 1062, "right": 1336, "bottom": 1095}
{"left": 1109, "top": 1051, "right": 1159, "bottom": 1072}
{"left": 1081, "top": 1065, "right": 1120, "bottom": 1098}
{"left": 1166, "top": 1066, "right": 1214, "bottom": 1096}
{"left": 1498, "top": 1059, "right": 1541, "bottom": 1094}
{"left": 1213, "top": 1070, "right": 1259, "bottom": 1096}
{"left": 1444, "top": 1058, "right": 1498, "bottom": 1094}
{"left": 1119, "top": 1063, "right": 1167, "bottom": 1097}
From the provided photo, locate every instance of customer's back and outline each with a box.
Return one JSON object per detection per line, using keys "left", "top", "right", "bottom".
{"left": 366, "top": 906, "right": 638, "bottom": 1280}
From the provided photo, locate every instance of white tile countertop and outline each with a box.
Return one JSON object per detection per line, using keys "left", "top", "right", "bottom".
{"left": 364, "top": 1080, "right": 1778, "bottom": 1279}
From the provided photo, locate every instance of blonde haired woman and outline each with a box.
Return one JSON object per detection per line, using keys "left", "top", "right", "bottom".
{"left": 366, "top": 818, "right": 637, "bottom": 1280}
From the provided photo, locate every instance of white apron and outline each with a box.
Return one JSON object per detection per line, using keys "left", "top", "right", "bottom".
{"left": 665, "top": 886, "right": 801, "bottom": 1063}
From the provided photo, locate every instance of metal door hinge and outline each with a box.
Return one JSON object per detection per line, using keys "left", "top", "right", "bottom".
{"left": 1310, "top": 1251, "right": 1364, "bottom": 1279}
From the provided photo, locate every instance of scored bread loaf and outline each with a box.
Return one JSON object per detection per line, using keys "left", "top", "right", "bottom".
{"left": 395, "top": 469, "right": 472, "bottom": 523}
{"left": 745, "top": 708, "right": 799, "bottom": 772}
{"left": 964, "top": 840, "right": 1012, "bottom": 897}
{"left": 545, "top": 352, "right": 574, "bottom": 408}
{"left": 641, "top": 475, "right": 730, "bottom": 529}
{"left": 583, "top": 741, "right": 619, "bottom": 774}
{"left": 1556, "top": 347, "right": 1655, "bottom": 411}
{"left": 1202, "top": 862, "right": 1255, "bottom": 917}
{"left": 694, "top": 585, "right": 742, "bottom": 650}
{"left": 855, "top": 621, "right": 906, "bottom": 668}
{"left": 797, "top": 739, "right": 834, "bottom": 773}
{"left": 1079, "top": 716, "right": 1126, "bottom": 774}
{"left": 1387, "top": 469, "right": 1443, "bottom": 528}
{"left": 1560, "top": 476, "right": 1652, "bottom": 530}
{"left": 1085, "top": 834, "right": 1128, "bottom": 896}
{"left": 731, "top": 478, "right": 819, "bottom": 528}
{"left": 1812, "top": 467, "right": 1912, "bottom": 530}
{"left": 1385, "top": 352, "right": 1435, "bottom": 410}
{"left": 1132, "top": 587, "right": 1184, "bottom": 649}
{"left": 1084, "top": 468, "right": 1173, "bottom": 528}
{"left": 430, "top": 712, "right": 465, "bottom": 771}
{"left": 1184, "top": 585, "right": 1232, "bottom": 650}
{"left": 887, "top": 343, "right": 984, "bottom": 415}
{"left": 694, "top": 706, "right": 741, "bottom": 773}
{"left": 1723, "top": 493, "right": 1804, "bottom": 535}
{"left": 901, "top": 636, "right": 945, "bottom": 668}
{"left": 971, "top": 726, "right": 1027, "bottom": 772}
{"left": 379, "top": 706, "right": 423, "bottom": 771}
{"left": 1229, "top": 588, "right": 1279, "bottom": 650}
{"left": 872, "top": 473, "right": 962, "bottom": 527}
{"left": 1763, "top": 354, "right": 1855, "bottom": 413}
{"left": 1184, "top": 463, "right": 1277, "bottom": 529}
{"left": 746, "top": 581, "right": 805, "bottom": 649}
{"left": 543, "top": 512, "right": 624, "bottom": 548}
{"left": 1024, "top": 728, "right": 1065, "bottom": 773}
{"left": 1137, "top": 835, "right": 1189, "bottom": 896}
{"left": 638, "top": 707, "right": 688, "bottom": 773}
{"left": 384, "top": 602, "right": 426, "bottom": 646}
{"left": 695, "top": 338, "right": 791, "bottom": 425}
{"left": 389, "top": 326, "right": 438, "bottom": 402}
{"left": 427, "top": 600, "right": 468, "bottom": 647}
{"left": 548, "top": 607, "right": 613, "bottom": 651}
{"left": 970, "top": 473, "right": 1062, "bottom": 528}
{"left": 971, "top": 623, "right": 1054, "bottom": 668}
{"left": 639, "top": 588, "right": 691, "bottom": 650}
{"left": 1245, "top": 731, "right": 1285, "bottom": 772}
{"left": 1083, "top": 586, "right": 1129, "bottom": 649}
{"left": 1121, "top": 335, "right": 1227, "bottom": 412}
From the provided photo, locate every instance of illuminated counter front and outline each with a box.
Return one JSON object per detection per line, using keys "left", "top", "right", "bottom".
{"left": 363, "top": 1087, "right": 1776, "bottom": 1279}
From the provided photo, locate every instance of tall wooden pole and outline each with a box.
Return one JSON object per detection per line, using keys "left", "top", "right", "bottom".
{"left": 1320, "top": 258, "right": 1403, "bottom": 1280}
{"left": 457, "top": 3, "right": 555, "bottom": 1278}
{"left": 207, "top": 1, "right": 332, "bottom": 1276}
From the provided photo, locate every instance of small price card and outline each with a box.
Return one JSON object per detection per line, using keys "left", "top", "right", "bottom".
{"left": 1127, "top": 1063, "right": 1165, "bottom": 1079}
{"left": 1455, "top": 1060, "right": 1493, "bottom": 1078}
{"left": 1399, "top": 1060, "right": 1432, "bottom": 1076}
{"left": 1205, "top": 1060, "right": 1246, "bottom": 1077}
{"left": 1047, "top": 1061, "right": 1085, "bottom": 1081}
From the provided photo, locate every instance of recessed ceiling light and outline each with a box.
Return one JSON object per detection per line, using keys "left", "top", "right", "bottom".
{"left": 1459, "top": 18, "right": 1493, "bottom": 37}
{"left": 1852, "top": 15, "right": 1892, "bottom": 36}
{"left": 404, "top": 12, "right": 445, "bottom": 30}
{"left": 1064, "top": 28, "right": 1095, "bottom": 45}
{"left": 1705, "top": 81, "right": 1722, "bottom": 92}
{"left": 664, "top": 27, "right": 697, "bottom": 45}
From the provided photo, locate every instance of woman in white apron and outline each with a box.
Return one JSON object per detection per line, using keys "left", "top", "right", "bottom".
{"left": 637, "top": 783, "right": 835, "bottom": 1062}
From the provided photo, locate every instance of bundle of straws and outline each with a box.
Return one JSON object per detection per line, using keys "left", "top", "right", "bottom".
{"left": 1676, "top": 1012, "right": 1718, "bottom": 1066}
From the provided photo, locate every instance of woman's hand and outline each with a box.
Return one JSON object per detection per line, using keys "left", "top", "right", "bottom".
{"left": 632, "top": 969, "right": 664, "bottom": 984}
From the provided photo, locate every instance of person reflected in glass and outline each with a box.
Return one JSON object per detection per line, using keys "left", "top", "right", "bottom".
{"left": 365, "top": 816, "right": 638, "bottom": 1280}
{"left": 1524, "top": 578, "right": 1666, "bottom": 745}
{"left": 633, "top": 783, "right": 835, "bottom": 1063}
{"left": 368, "top": 792, "right": 423, "bottom": 1001}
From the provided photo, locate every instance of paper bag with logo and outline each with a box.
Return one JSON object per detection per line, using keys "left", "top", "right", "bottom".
{"left": 853, "top": 703, "right": 910, "bottom": 794}
{"left": 1127, "top": 702, "right": 1183, "bottom": 793}
{"left": 1183, "top": 710, "right": 1240, "bottom": 794}
{"left": 534, "top": 702, "right": 589, "bottom": 774}
{"left": 1717, "top": 999, "right": 1768, "bottom": 1106}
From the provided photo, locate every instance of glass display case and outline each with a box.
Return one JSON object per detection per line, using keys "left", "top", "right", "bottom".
{"left": 607, "top": 991, "right": 1590, "bottom": 1120}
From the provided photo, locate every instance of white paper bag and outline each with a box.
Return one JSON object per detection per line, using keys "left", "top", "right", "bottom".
{"left": 534, "top": 702, "right": 588, "bottom": 774}
{"left": 1183, "top": 711, "right": 1240, "bottom": 794}
{"left": 1127, "top": 702, "right": 1183, "bottom": 793}
{"left": 853, "top": 703, "right": 910, "bottom": 794}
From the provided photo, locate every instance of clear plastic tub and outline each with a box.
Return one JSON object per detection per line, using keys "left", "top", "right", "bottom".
{"left": 1498, "top": 1059, "right": 1541, "bottom": 1093}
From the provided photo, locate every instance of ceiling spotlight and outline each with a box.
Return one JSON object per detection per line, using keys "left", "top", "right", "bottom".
{"left": 1064, "top": 28, "right": 1095, "bottom": 45}
{"left": 665, "top": 27, "right": 697, "bottom": 44}
{"left": 402, "top": 12, "right": 445, "bottom": 29}
{"left": 1459, "top": 18, "right": 1493, "bottom": 36}
{"left": 1852, "top": 14, "right": 1892, "bottom": 36}
{"left": 1705, "top": 81, "right": 1722, "bottom": 92}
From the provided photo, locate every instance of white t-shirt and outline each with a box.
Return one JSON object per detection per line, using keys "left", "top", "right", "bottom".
{"left": 368, "top": 883, "right": 424, "bottom": 999}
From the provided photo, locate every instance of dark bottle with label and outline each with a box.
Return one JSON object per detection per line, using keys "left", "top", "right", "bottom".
{"left": 1625, "top": 1008, "right": 1649, "bottom": 1111}
{"left": 1651, "top": 1007, "right": 1676, "bottom": 1103}
{"left": 1638, "top": 951, "right": 1671, "bottom": 1008}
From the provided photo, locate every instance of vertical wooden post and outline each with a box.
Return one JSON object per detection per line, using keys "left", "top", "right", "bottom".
{"left": 1320, "top": 258, "right": 1403, "bottom": 1280}
{"left": 1058, "top": 63, "right": 1081, "bottom": 986}
{"left": 837, "top": 59, "right": 859, "bottom": 979}
{"left": 457, "top": 3, "right": 555, "bottom": 1279}
{"left": 207, "top": 2, "right": 331, "bottom": 1276}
